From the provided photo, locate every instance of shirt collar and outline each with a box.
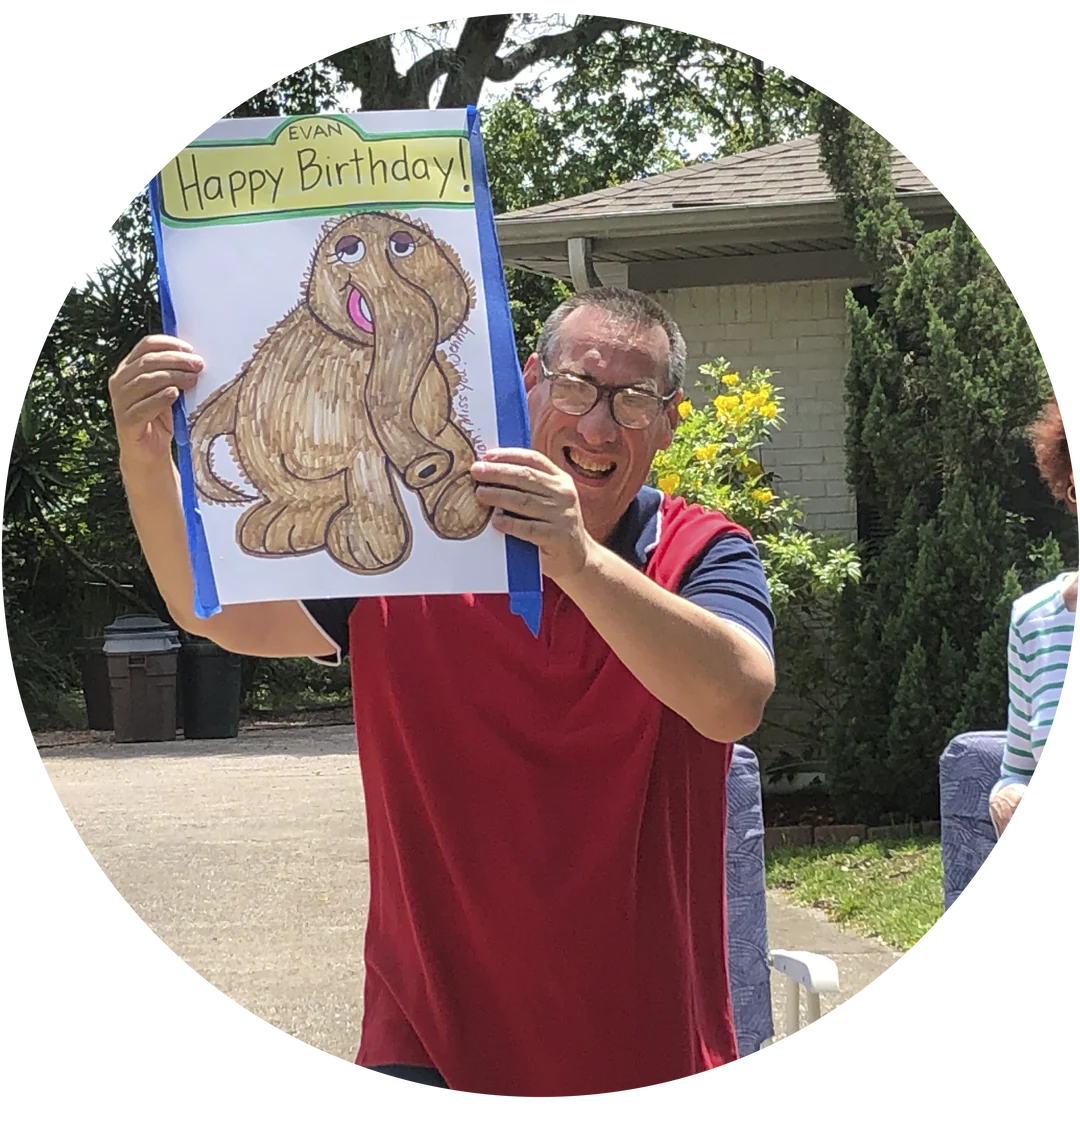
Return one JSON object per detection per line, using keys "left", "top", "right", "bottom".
{"left": 605, "top": 486, "right": 663, "bottom": 568}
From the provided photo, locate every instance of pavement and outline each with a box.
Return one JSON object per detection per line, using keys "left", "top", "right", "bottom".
{"left": 40, "top": 724, "right": 901, "bottom": 1062}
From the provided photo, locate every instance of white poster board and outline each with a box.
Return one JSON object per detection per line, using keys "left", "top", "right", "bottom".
{"left": 149, "top": 109, "right": 540, "bottom": 632}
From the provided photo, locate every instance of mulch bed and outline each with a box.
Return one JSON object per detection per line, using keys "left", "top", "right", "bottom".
{"left": 33, "top": 705, "right": 355, "bottom": 750}
{"left": 762, "top": 791, "right": 839, "bottom": 828}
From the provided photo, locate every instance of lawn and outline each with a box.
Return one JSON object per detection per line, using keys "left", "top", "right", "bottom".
{"left": 764, "top": 837, "right": 944, "bottom": 951}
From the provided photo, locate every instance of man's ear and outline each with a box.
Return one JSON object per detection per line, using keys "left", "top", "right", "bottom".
{"left": 522, "top": 353, "right": 541, "bottom": 393}
{"left": 651, "top": 390, "right": 682, "bottom": 454}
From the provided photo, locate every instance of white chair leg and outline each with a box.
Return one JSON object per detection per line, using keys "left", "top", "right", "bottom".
{"left": 785, "top": 977, "right": 801, "bottom": 1036}
{"left": 805, "top": 991, "right": 822, "bottom": 1024}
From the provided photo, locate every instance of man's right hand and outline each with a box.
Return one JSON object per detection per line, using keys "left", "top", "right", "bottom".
{"left": 109, "top": 335, "right": 203, "bottom": 468}
{"left": 989, "top": 783, "right": 1026, "bottom": 837}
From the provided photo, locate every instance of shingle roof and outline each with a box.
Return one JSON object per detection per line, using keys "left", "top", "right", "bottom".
{"left": 498, "top": 134, "right": 939, "bottom": 221}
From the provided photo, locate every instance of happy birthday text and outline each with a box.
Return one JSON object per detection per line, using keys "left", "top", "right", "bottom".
{"left": 159, "top": 119, "right": 473, "bottom": 224}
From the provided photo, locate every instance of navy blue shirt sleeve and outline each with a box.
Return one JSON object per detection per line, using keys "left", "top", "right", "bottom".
{"left": 302, "top": 597, "right": 358, "bottom": 661}
{"left": 677, "top": 535, "right": 775, "bottom": 657}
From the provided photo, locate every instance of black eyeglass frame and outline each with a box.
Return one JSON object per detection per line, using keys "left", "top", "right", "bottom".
{"left": 537, "top": 360, "right": 678, "bottom": 430}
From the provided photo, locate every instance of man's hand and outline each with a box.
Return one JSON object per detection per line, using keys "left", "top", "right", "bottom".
{"left": 109, "top": 335, "right": 203, "bottom": 469}
{"left": 471, "top": 448, "right": 594, "bottom": 585}
{"left": 471, "top": 449, "right": 773, "bottom": 741}
{"left": 989, "top": 783, "right": 1026, "bottom": 837}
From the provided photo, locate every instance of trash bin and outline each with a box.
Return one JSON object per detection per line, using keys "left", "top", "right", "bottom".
{"left": 104, "top": 614, "right": 180, "bottom": 743}
{"left": 179, "top": 635, "right": 242, "bottom": 740}
{"left": 75, "top": 636, "right": 112, "bottom": 731}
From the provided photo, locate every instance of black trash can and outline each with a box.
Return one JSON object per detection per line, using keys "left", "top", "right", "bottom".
{"left": 75, "top": 636, "right": 112, "bottom": 731}
{"left": 104, "top": 615, "right": 180, "bottom": 743}
{"left": 179, "top": 635, "right": 242, "bottom": 740}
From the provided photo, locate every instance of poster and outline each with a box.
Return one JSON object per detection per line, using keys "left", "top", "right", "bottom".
{"left": 149, "top": 108, "right": 541, "bottom": 633}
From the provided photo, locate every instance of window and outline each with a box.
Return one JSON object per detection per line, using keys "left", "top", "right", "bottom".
{"left": 850, "top": 285, "right": 889, "bottom": 554}
{"left": 856, "top": 497, "right": 891, "bottom": 556}
{"left": 850, "top": 284, "right": 878, "bottom": 316}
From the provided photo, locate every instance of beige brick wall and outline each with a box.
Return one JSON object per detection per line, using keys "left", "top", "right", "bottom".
{"left": 650, "top": 280, "right": 860, "bottom": 538}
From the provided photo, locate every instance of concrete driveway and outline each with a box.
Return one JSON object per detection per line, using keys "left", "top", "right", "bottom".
{"left": 41, "top": 724, "right": 900, "bottom": 1062}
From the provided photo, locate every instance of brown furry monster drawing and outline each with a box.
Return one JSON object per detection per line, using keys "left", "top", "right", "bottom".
{"left": 188, "top": 211, "right": 492, "bottom": 574}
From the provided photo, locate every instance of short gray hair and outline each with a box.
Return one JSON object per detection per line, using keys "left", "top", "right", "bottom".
{"left": 536, "top": 286, "right": 686, "bottom": 395}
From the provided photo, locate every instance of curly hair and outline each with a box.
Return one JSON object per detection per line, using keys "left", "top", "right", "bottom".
{"left": 1028, "top": 396, "right": 1074, "bottom": 513}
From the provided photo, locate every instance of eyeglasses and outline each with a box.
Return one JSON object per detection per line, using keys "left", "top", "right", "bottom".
{"left": 538, "top": 361, "right": 677, "bottom": 430}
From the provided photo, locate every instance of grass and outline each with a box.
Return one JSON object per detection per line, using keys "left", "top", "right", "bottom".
{"left": 765, "top": 837, "right": 944, "bottom": 951}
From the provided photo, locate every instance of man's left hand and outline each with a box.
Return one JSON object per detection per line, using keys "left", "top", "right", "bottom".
{"left": 471, "top": 448, "right": 593, "bottom": 584}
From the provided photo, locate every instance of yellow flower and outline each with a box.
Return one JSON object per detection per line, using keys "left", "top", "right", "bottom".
{"left": 657, "top": 473, "right": 681, "bottom": 495}
{"left": 759, "top": 402, "right": 779, "bottom": 419}
{"left": 742, "top": 390, "right": 769, "bottom": 410}
{"left": 713, "top": 394, "right": 740, "bottom": 416}
{"left": 721, "top": 372, "right": 740, "bottom": 386}
{"left": 677, "top": 400, "right": 694, "bottom": 420}
{"left": 751, "top": 487, "right": 773, "bottom": 505}
{"left": 694, "top": 443, "right": 720, "bottom": 462}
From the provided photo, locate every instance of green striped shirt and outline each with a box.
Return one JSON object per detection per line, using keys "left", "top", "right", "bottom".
{"left": 995, "top": 574, "right": 1075, "bottom": 795}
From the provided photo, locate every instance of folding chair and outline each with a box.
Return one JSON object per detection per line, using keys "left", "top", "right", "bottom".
{"left": 939, "top": 731, "right": 1005, "bottom": 908}
{"left": 727, "top": 745, "right": 840, "bottom": 1053}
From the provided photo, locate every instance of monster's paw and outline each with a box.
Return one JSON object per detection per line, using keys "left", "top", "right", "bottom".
{"left": 325, "top": 506, "right": 411, "bottom": 574}
{"left": 238, "top": 499, "right": 333, "bottom": 556}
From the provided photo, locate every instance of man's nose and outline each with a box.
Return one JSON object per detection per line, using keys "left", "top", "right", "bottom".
{"left": 576, "top": 396, "right": 620, "bottom": 445}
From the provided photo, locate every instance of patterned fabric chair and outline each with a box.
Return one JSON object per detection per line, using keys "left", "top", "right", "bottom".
{"left": 939, "top": 731, "right": 1005, "bottom": 909}
{"left": 726, "top": 745, "right": 839, "bottom": 1055}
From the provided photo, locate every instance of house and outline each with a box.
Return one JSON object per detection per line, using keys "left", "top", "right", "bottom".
{"left": 494, "top": 136, "right": 953, "bottom": 540}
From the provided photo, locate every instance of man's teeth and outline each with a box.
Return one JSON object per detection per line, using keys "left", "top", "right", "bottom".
{"left": 567, "top": 450, "right": 616, "bottom": 475}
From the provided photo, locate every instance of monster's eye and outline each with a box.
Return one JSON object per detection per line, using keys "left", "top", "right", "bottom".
{"left": 334, "top": 236, "right": 365, "bottom": 263}
{"left": 388, "top": 231, "right": 416, "bottom": 258}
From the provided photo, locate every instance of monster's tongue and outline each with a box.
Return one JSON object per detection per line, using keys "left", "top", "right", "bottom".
{"left": 347, "top": 286, "right": 374, "bottom": 333}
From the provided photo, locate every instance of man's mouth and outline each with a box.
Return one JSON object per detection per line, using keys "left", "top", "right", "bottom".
{"left": 564, "top": 447, "right": 616, "bottom": 481}
{"left": 346, "top": 285, "right": 374, "bottom": 333}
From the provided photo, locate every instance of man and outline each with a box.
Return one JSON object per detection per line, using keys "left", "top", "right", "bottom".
{"left": 109, "top": 286, "right": 776, "bottom": 1096}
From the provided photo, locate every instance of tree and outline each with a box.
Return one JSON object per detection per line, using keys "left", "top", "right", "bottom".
{"left": 328, "top": 16, "right": 631, "bottom": 110}
{"left": 478, "top": 24, "right": 816, "bottom": 349}
{"left": 815, "top": 98, "right": 1073, "bottom": 822}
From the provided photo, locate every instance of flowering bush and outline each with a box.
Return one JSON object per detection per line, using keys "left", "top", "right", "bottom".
{"left": 649, "top": 358, "right": 861, "bottom": 771}
{"left": 649, "top": 359, "right": 860, "bottom": 618}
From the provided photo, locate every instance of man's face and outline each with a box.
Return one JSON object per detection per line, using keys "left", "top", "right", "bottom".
{"left": 523, "top": 305, "right": 680, "bottom": 543}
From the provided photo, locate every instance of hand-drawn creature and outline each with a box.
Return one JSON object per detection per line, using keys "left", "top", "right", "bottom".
{"left": 188, "top": 211, "right": 491, "bottom": 574}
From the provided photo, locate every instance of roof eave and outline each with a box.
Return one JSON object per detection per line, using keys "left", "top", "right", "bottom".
{"left": 495, "top": 192, "right": 951, "bottom": 252}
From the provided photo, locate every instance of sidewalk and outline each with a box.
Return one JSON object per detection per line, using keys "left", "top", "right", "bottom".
{"left": 40, "top": 725, "right": 900, "bottom": 1060}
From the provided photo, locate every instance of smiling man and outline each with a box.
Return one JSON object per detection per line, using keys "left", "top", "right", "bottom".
{"left": 108, "top": 285, "right": 775, "bottom": 1097}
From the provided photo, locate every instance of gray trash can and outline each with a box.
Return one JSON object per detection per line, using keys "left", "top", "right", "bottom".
{"left": 75, "top": 635, "right": 112, "bottom": 730}
{"left": 104, "top": 614, "right": 181, "bottom": 742}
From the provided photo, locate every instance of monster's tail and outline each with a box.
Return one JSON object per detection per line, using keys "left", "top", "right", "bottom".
{"left": 187, "top": 378, "right": 253, "bottom": 504}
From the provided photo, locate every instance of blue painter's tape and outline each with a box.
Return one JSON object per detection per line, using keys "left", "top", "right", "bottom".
{"left": 466, "top": 105, "right": 542, "bottom": 637}
{"left": 147, "top": 177, "right": 222, "bottom": 619}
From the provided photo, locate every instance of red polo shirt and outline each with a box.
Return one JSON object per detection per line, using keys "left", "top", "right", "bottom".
{"left": 306, "top": 490, "right": 772, "bottom": 1095}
